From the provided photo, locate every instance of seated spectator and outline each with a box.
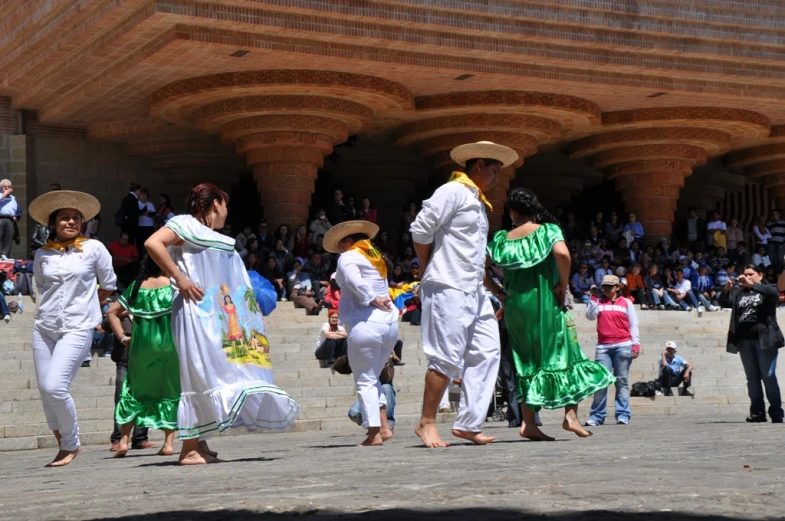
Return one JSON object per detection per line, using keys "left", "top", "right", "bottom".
{"left": 644, "top": 264, "right": 676, "bottom": 310}
{"left": 310, "top": 209, "right": 332, "bottom": 243}
{"left": 348, "top": 355, "right": 396, "bottom": 429}
{"left": 275, "top": 224, "right": 294, "bottom": 252}
{"left": 388, "top": 264, "right": 409, "bottom": 289}
{"left": 402, "top": 292, "right": 421, "bottom": 326}
{"left": 710, "top": 247, "right": 730, "bottom": 272}
{"left": 398, "top": 231, "right": 413, "bottom": 255}
{"left": 574, "top": 240, "right": 595, "bottom": 268}
{"left": 753, "top": 245, "right": 771, "bottom": 269}
{"left": 314, "top": 310, "right": 347, "bottom": 366}
{"left": 409, "top": 262, "right": 421, "bottom": 282}
{"left": 639, "top": 252, "right": 652, "bottom": 268}
{"left": 358, "top": 196, "right": 377, "bottom": 223}
{"left": 588, "top": 211, "right": 605, "bottom": 241}
{"left": 374, "top": 230, "right": 395, "bottom": 257}
{"left": 245, "top": 252, "right": 262, "bottom": 274}
{"left": 605, "top": 212, "right": 622, "bottom": 243}
{"left": 273, "top": 238, "right": 294, "bottom": 274}
{"left": 324, "top": 274, "right": 341, "bottom": 310}
{"left": 402, "top": 202, "right": 418, "bottom": 231}
{"left": 714, "top": 262, "right": 736, "bottom": 290}
{"left": 0, "top": 290, "right": 10, "bottom": 323}
{"left": 594, "top": 257, "right": 613, "bottom": 285}
{"left": 735, "top": 241, "right": 750, "bottom": 267}
{"left": 570, "top": 264, "right": 593, "bottom": 304}
{"left": 625, "top": 264, "right": 647, "bottom": 309}
{"left": 667, "top": 268, "right": 697, "bottom": 311}
{"left": 680, "top": 255, "right": 698, "bottom": 284}
{"left": 303, "top": 251, "right": 331, "bottom": 298}
{"left": 292, "top": 224, "right": 311, "bottom": 262}
{"left": 235, "top": 225, "right": 255, "bottom": 254}
{"left": 622, "top": 212, "right": 644, "bottom": 242}
{"left": 765, "top": 267, "right": 778, "bottom": 285}
{"left": 629, "top": 241, "right": 644, "bottom": 266}
{"left": 613, "top": 237, "right": 631, "bottom": 265}
{"left": 107, "top": 232, "right": 139, "bottom": 291}
{"left": 692, "top": 251, "right": 709, "bottom": 271}
{"left": 659, "top": 341, "right": 694, "bottom": 396}
{"left": 693, "top": 265, "right": 720, "bottom": 311}
{"left": 399, "top": 254, "right": 415, "bottom": 273}
{"left": 653, "top": 246, "right": 669, "bottom": 267}
{"left": 286, "top": 260, "right": 322, "bottom": 315}
{"left": 592, "top": 238, "right": 614, "bottom": 268}
{"left": 312, "top": 234, "right": 327, "bottom": 256}
{"left": 241, "top": 236, "right": 261, "bottom": 259}
{"left": 261, "top": 255, "right": 285, "bottom": 301}
{"left": 257, "top": 220, "right": 274, "bottom": 254}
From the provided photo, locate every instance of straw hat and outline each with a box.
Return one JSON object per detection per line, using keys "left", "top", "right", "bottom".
{"left": 28, "top": 190, "right": 101, "bottom": 225}
{"left": 450, "top": 141, "right": 519, "bottom": 168}
{"left": 323, "top": 220, "right": 380, "bottom": 253}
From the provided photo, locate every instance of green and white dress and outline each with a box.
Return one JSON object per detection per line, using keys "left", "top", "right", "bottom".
{"left": 115, "top": 283, "right": 179, "bottom": 430}
{"left": 487, "top": 223, "right": 615, "bottom": 411}
{"left": 165, "top": 215, "right": 299, "bottom": 440}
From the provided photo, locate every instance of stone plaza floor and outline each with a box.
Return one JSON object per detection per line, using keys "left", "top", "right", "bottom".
{"left": 1, "top": 415, "right": 783, "bottom": 521}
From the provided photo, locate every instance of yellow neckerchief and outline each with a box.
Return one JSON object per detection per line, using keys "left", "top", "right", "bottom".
{"left": 448, "top": 171, "right": 493, "bottom": 211}
{"left": 350, "top": 239, "right": 388, "bottom": 279}
{"left": 43, "top": 235, "right": 88, "bottom": 253}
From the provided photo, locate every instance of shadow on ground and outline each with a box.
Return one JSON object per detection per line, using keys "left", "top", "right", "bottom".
{"left": 84, "top": 509, "right": 767, "bottom": 521}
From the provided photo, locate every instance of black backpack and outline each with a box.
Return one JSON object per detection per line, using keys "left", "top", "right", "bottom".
{"left": 631, "top": 381, "right": 655, "bottom": 398}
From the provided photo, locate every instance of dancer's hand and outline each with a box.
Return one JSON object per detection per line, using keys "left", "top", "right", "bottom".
{"left": 552, "top": 283, "right": 567, "bottom": 307}
{"left": 370, "top": 296, "right": 393, "bottom": 312}
{"left": 176, "top": 275, "right": 204, "bottom": 303}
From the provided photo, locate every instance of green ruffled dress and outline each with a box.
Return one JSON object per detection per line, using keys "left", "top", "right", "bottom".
{"left": 487, "top": 223, "right": 615, "bottom": 411}
{"left": 114, "top": 283, "right": 180, "bottom": 430}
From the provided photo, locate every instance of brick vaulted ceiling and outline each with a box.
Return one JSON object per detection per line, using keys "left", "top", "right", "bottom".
{"left": 3, "top": 0, "right": 785, "bottom": 232}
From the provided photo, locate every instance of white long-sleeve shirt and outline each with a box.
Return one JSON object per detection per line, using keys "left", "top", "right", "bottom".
{"left": 34, "top": 239, "right": 117, "bottom": 333}
{"left": 335, "top": 250, "right": 397, "bottom": 326}
{"left": 409, "top": 181, "right": 488, "bottom": 291}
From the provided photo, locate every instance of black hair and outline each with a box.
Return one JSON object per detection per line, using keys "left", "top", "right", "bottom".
{"left": 361, "top": 196, "right": 374, "bottom": 209}
{"left": 675, "top": 268, "right": 684, "bottom": 274}
{"left": 465, "top": 158, "right": 502, "bottom": 172}
{"left": 140, "top": 188, "right": 150, "bottom": 197}
{"left": 505, "top": 187, "right": 560, "bottom": 225}
{"left": 128, "top": 253, "right": 165, "bottom": 307}
{"left": 129, "top": 183, "right": 142, "bottom": 191}
{"left": 160, "top": 193, "right": 174, "bottom": 212}
{"left": 743, "top": 264, "right": 764, "bottom": 275}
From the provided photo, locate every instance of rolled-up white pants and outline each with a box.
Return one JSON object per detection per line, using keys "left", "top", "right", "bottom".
{"left": 421, "top": 282, "right": 500, "bottom": 432}
{"left": 32, "top": 328, "right": 93, "bottom": 451}
{"left": 347, "top": 320, "right": 399, "bottom": 429}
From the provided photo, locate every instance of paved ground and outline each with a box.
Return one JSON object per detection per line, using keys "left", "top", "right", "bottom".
{"left": 1, "top": 415, "right": 783, "bottom": 521}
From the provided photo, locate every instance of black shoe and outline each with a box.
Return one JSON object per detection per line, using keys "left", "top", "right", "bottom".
{"left": 81, "top": 361, "right": 90, "bottom": 368}
{"left": 664, "top": 388, "right": 674, "bottom": 396}
{"left": 679, "top": 387, "right": 693, "bottom": 397}
{"left": 772, "top": 417, "right": 784, "bottom": 424}
{"left": 393, "top": 361, "right": 405, "bottom": 366}
{"left": 746, "top": 413, "right": 767, "bottom": 423}
{"left": 508, "top": 420, "right": 521, "bottom": 428}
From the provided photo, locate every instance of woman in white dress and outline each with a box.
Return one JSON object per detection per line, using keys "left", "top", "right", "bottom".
{"left": 28, "top": 190, "right": 117, "bottom": 467}
{"left": 145, "top": 183, "right": 299, "bottom": 465}
{"left": 324, "top": 220, "right": 398, "bottom": 446}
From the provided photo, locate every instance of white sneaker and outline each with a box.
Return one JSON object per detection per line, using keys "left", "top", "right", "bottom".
{"left": 584, "top": 419, "right": 598, "bottom": 427}
{"left": 698, "top": 306, "right": 705, "bottom": 313}
{"left": 617, "top": 418, "right": 629, "bottom": 425}
{"left": 709, "top": 305, "right": 721, "bottom": 312}
{"left": 3, "top": 315, "right": 9, "bottom": 323}
{"left": 686, "top": 307, "right": 693, "bottom": 312}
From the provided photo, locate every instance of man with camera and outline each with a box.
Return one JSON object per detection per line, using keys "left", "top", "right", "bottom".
{"left": 584, "top": 275, "right": 640, "bottom": 426}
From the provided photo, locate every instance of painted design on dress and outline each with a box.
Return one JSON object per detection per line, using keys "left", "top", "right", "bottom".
{"left": 194, "top": 283, "right": 272, "bottom": 368}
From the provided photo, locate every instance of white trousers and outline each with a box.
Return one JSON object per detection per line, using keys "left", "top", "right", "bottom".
{"left": 32, "top": 328, "right": 92, "bottom": 451}
{"left": 347, "top": 320, "right": 399, "bottom": 429}
{"left": 421, "top": 282, "right": 500, "bottom": 432}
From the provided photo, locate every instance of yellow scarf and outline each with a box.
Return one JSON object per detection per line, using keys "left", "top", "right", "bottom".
{"left": 43, "top": 235, "right": 88, "bottom": 252}
{"left": 350, "top": 239, "right": 387, "bottom": 279}
{"left": 449, "top": 171, "right": 492, "bottom": 211}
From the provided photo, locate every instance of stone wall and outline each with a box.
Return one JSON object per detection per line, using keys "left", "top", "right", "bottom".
{"left": 32, "top": 136, "right": 176, "bottom": 246}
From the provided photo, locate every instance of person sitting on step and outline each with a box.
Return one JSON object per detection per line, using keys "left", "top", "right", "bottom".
{"left": 659, "top": 341, "right": 694, "bottom": 396}
{"left": 314, "top": 310, "right": 348, "bottom": 367}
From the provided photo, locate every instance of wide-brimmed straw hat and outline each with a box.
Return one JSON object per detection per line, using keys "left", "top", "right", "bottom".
{"left": 450, "top": 141, "right": 519, "bottom": 168}
{"left": 323, "top": 220, "right": 380, "bottom": 253}
{"left": 28, "top": 190, "right": 101, "bottom": 225}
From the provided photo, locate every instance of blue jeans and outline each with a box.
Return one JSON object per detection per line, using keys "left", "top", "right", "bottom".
{"left": 348, "top": 383, "right": 396, "bottom": 430}
{"left": 676, "top": 292, "right": 700, "bottom": 310}
{"left": 768, "top": 242, "right": 783, "bottom": 271}
{"left": 738, "top": 339, "right": 783, "bottom": 420}
{"left": 692, "top": 290, "right": 713, "bottom": 309}
{"left": 575, "top": 293, "right": 591, "bottom": 305}
{"left": 589, "top": 344, "right": 632, "bottom": 424}
{"left": 649, "top": 290, "right": 676, "bottom": 307}
{"left": 0, "top": 293, "right": 8, "bottom": 317}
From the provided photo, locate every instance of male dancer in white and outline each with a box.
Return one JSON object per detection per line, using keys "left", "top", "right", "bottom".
{"left": 411, "top": 141, "right": 519, "bottom": 447}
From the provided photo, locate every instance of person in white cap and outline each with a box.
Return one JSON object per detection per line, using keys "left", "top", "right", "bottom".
{"left": 659, "top": 342, "right": 694, "bottom": 396}
{"left": 585, "top": 274, "right": 640, "bottom": 426}
{"left": 410, "top": 141, "right": 518, "bottom": 447}
{"left": 28, "top": 190, "right": 117, "bottom": 467}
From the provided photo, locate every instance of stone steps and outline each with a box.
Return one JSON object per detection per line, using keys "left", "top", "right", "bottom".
{"left": 1, "top": 297, "right": 782, "bottom": 451}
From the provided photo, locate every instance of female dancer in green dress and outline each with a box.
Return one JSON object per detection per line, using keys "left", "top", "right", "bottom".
{"left": 106, "top": 255, "right": 180, "bottom": 457}
{"left": 487, "top": 188, "right": 614, "bottom": 440}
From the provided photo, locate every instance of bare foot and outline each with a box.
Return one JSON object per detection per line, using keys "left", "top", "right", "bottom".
{"left": 360, "top": 432, "right": 384, "bottom": 446}
{"left": 415, "top": 421, "right": 450, "bottom": 448}
{"left": 380, "top": 428, "right": 394, "bottom": 442}
{"left": 519, "top": 424, "right": 555, "bottom": 442}
{"left": 46, "top": 447, "right": 82, "bottom": 467}
{"left": 113, "top": 443, "right": 129, "bottom": 458}
{"left": 451, "top": 429, "right": 495, "bottom": 445}
{"left": 562, "top": 418, "right": 593, "bottom": 438}
{"left": 198, "top": 441, "right": 218, "bottom": 458}
{"left": 157, "top": 446, "right": 175, "bottom": 456}
{"left": 179, "top": 450, "right": 220, "bottom": 465}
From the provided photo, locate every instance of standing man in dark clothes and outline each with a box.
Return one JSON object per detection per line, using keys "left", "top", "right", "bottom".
{"left": 119, "top": 183, "right": 144, "bottom": 248}
{"left": 327, "top": 188, "right": 352, "bottom": 224}
{"left": 679, "top": 207, "right": 706, "bottom": 254}
{"left": 766, "top": 209, "right": 785, "bottom": 272}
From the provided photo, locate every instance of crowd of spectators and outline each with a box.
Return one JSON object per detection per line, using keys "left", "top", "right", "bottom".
{"left": 567, "top": 206, "right": 785, "bottom": 312}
